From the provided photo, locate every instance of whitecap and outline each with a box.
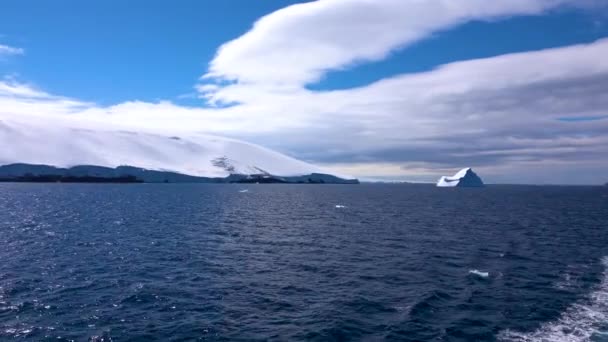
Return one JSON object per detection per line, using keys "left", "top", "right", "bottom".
{"left": 469, "top": 269, "right": 490, "bottom": 278}
{"left": 2, "top": 326, "right": 33, "bottom": 337}
{"left": 239, "top": 189, "right": 249, "bottom": 193}
{"left": 498, "top": 256, "right": 608, "bottom": 342}
{"left": 554, "top": 264, "right": 590, "bottom": 291}
{"left": 335, "top": 205, "right": 347, "bottom": 208}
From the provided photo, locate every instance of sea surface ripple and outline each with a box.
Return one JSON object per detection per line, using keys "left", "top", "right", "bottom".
{"left": 1, "top": 183, "right": 607, "bottom": 341}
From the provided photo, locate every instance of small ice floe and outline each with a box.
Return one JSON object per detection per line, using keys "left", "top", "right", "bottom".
{"left": 335, "top": 205, "right": 347, "bottom": 209}
{"left": 469, "top": 269, "right": 490, "bottom": 278}
{"left": 239, "top": 189, "right": 249, "bottom": 193}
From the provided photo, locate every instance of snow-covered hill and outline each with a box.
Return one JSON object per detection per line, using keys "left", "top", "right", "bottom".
{"left": 0, "top": 118, "right": 350, "bottom": 181}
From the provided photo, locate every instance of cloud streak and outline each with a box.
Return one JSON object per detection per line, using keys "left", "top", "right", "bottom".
{"left": 0, "top": 44, "right": 24, "bottom": 56}
{"left": 203, "top": 0, "right": 591, "bottom": 92}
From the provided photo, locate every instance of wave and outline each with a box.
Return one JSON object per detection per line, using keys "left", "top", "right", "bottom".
{"left": 498, "top": 256, "right": 608, "bottom": 342}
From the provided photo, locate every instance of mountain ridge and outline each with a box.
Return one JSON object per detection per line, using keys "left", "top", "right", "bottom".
{"left": 0, "top": 117, "right": 356, "bottom": 183}
{"left": 0, "top": 163, "right": 358, "bottom": 184}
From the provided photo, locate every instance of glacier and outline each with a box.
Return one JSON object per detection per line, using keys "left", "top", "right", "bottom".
{"left": 436, "top": 168, "right": 484, "bottom": 187}
{"left": 0, "top": 118, "right": 357, "bottom": 183}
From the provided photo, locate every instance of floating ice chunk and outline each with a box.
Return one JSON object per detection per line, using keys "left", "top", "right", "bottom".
{"left": 469, "top": 269, "right": 490, "bottom": 278}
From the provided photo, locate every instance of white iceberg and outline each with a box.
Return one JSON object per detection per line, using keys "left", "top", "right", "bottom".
{"left": 436, "top": 168, "right": 484, "bottom": 187}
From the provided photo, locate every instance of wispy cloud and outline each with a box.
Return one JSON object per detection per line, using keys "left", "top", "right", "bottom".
{"left": 201, "top": 0, "right": 596, "bottom": 96}
{"left": 0, "top": 44, "right": 24, "bottom": 56}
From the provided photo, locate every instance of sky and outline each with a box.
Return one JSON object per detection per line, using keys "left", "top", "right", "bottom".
{"left": 1, "top": 0, "right": 608, "bottom": 184}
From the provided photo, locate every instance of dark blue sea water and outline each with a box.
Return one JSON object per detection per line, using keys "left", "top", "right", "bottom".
{"left": 1, "top": 184, "right": 608, "bottom": 341}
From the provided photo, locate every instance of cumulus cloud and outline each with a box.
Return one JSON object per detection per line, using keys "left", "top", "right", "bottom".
{"left": 1, "top": 0, "right": 608, "bottom": 183}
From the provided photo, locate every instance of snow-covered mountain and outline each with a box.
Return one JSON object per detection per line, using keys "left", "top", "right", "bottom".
{"left": 436, "top": 168, "right": 484, "bottom": 187}
{"left": 0, "top": 118, "right": 356, "bottom": 183}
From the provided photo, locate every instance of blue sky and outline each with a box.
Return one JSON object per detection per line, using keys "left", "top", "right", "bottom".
{"left": 1, "top": 0, "right": 608, "bottom": 184}
{"left": 0, "top": 0, "right": 311, "bottom": 105}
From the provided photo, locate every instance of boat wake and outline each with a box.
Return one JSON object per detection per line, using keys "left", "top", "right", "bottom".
{"left": 499, "top": 257, "right": 608, "bottom": 342}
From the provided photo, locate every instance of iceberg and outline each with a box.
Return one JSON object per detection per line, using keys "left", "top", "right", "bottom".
{"left": 436, "top": 168, "right": 484, "bottom": 187}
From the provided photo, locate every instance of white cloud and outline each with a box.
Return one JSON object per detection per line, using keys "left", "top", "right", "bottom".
{"left": 202, "top": 0, "right": 590, "bottom": 93}
{"left": 0, "top": 44, "right": 24, "bottom": 56}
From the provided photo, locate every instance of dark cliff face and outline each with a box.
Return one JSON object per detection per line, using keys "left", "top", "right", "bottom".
{"left": 282, "top": 173, "right": 359, "bottom": 184}
{"left": 0, "top": 174, "right": 142, "bottom": 183}
{"left": 227, "top": 173, "right": 359, "bottom": 184}
{"left": 230, "top": 175, "right": 288, "bottom": 184}
{"left": 0, "top": 164, "right": 359, "bottom": 184}
{"left": 457, "top": 169, "right": 484, "bottom": 187}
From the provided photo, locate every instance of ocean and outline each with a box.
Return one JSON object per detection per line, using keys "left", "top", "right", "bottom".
{"left": 1, "top": 183, "right": 607, "bottom": 341}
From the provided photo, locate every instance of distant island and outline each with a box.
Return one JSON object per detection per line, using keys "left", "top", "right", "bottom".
{"left": 0, "top": 119, "right": 358, "bottom": 185}
{"left": 0, "top": 164, "right": 359, "bottom": 184}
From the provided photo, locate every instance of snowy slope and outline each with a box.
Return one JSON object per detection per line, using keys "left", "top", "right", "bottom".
{"left": 0, "top": 118, "right": 333, "bottom": 178}
{"left": 436, "top": 168, "right": 484, "bottom": 187}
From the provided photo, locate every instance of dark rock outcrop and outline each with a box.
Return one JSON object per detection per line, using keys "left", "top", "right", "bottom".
{"left": 0, "top": 163, "right": 359, "bottom": 184}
